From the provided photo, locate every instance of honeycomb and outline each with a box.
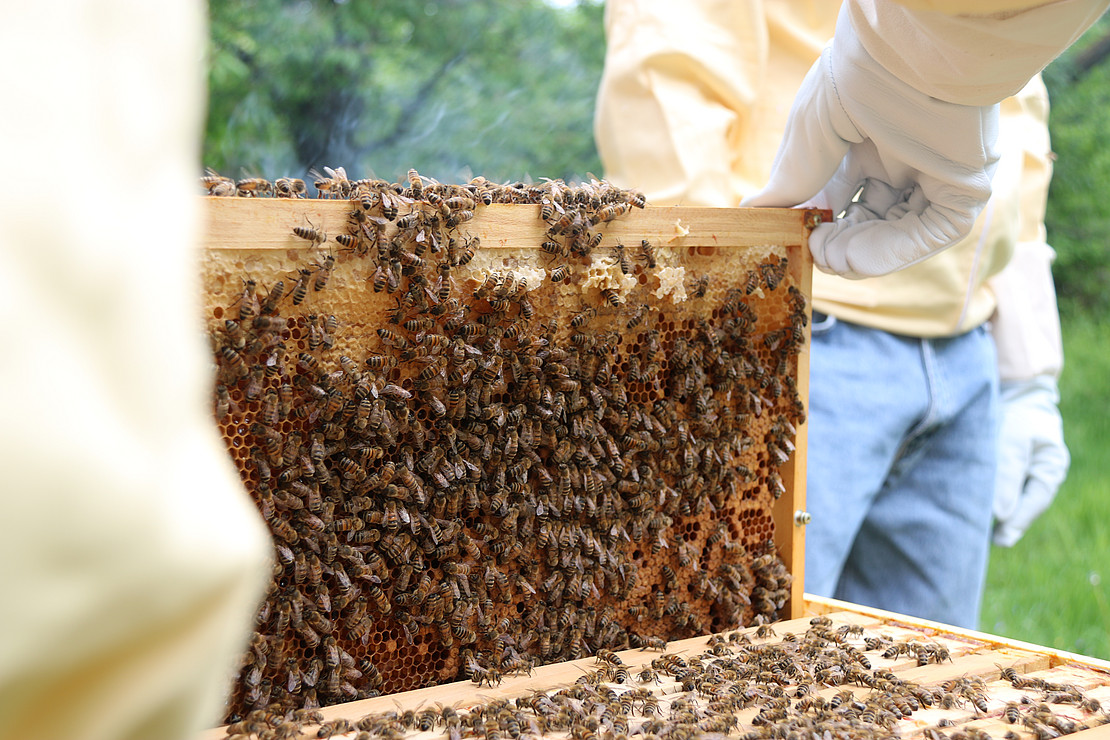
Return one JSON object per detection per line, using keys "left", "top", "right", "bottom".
{"left": 200, "top": 172, "right": 811, "bottom": 722}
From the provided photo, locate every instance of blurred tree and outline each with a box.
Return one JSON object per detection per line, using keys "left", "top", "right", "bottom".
{"left": 1043, "top": 15, "right": 1110, "bottom": 317}
{"left": 205, "top": 0, "right": 605, "bottom": 187}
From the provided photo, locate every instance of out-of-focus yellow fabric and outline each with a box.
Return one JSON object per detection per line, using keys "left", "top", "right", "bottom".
{"left": 989, "top": 81, "right": 1065, "bottom": 381}
{"left": 596, "top": 0, "right": 1062, "bottom": 376}
{"left": 850, "top": 0, "right": 1108, "bottom": 106}
{"left": 0, "top": 3, "right": 272, "bottom": 740}
{"left": 896, "top": 0, "right": 1077, "bottom": 14}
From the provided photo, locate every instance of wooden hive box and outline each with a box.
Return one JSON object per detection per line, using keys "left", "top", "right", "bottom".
{"left": 202, "top": 596, "right": 1110, "bottom": 740}
{"left": 199, "top": 189, "right": 821, "bottom": 722}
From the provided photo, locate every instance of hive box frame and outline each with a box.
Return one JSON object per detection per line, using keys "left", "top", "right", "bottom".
{"left": 201, "top": 199, "right": 819, "bottom": 713}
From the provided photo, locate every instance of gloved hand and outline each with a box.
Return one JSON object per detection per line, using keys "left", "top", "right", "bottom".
{"left": 992, "top": 376, "right": 1070, "bottom": 547}
{"left": 740, "top": 4, "right": 999, "bottom": 279}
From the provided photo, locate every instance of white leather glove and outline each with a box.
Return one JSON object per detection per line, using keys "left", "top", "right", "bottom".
{"left": 992, "top": 376, "right": 1070, "bottom": 547}
{"left": 741, "top": 4, "right": 999, "bottom": 278}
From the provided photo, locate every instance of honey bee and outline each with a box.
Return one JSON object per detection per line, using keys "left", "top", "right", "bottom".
{"left": 479, "top": 355, "right": 503, "bottom": 383}
{"left": 366, "top": 582, "right": 392, "bottom": 616}
{"left": 593, "top": 202, "right": 631, "bottom": 224}
{"left": 407, "top": 167, "right": 424, "bottom": 196}
{"left": 201, "top": 168, "right": 236, "bottom": 196}
{"left": 600, "top": 288, "right": 621, "bottom": 306}
{"left": 288, "top": 268, "right": 313, "bottom": 305}
{"left": 274, "top": 177, "right": 306, "bottom": 198}
{"left": 396, "top": 210, "right": 423, "bottom": 230}
{"left": 334, "top": 232, "right": 360, "bottom": 252}
{"left": 371, "top": 263, "right": 389, "bottom": 293}
{"left": 639, "top": 239, "right": 657, "bottom": 268}
{"left": 313, "top": 255, "right": 335, "bottom": 292}
{"left": 761, "top": 255, "right": 788, "bottom": 291}
{"left": 466, "top": 655, "right": 503, "bottom": 688}
{"left": 570, "top": 306, "right": 596, "bottom": 327}
{"left": 234, "top": 278, "right": 259, "bottom": 322}
{"left": 540, "top": 239, "right": 567, "bottom": 258}
{"left": 540, "top": 199, "right": 556, "bottom": 221}
{"left": 311, "top": 166, "right": 351, "bottom": 199}
{"left": 376, "top": 327, "right": 408, "bottom": 349}
{"left": 293, "top": 221, "right": 326, "bottom": 248}
{"left": 259, "top": 279, "right": 285, "bottom": 315}
{"left": 378, "top": 190, "right": 400, "bottom": 221}
{"left": 549, "top": 209, "right": 579, "bottom": 236}
{"left": 451, "top": 236, "right": 478, "bottom": 266}
{"left": 215, "top": 384, "right": 233, "bottom": 419}
{"left": 582, "top": 230, "right": 604, "bottom": 253}
{"left": 445, "top": 209, "right": 474, "bottom": 227}
{"left": 219, "top": 346, "right": 249, "bottom": 381}
{"left": 444, "top": 195, "right": 475, "bottom": 212}
{"left": 607, "top": 241, "right": 633, "bottom": 273}
{"left": 625, "top": 304, "right": 646, "bottom": 329}
{"left": 236, "top": 177, "right": 273, "bottom": 197}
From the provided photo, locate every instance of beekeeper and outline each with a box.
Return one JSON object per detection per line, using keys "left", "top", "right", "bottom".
{"left": 596, "top": 0, "right": 1102, "bottom": 628}
{"left": 0, "top": 3, "right": 273, "bottom": 739}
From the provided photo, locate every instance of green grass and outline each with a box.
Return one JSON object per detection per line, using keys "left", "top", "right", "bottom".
{"left": 980, "top": 311, "right": 1110, "bottom": 659}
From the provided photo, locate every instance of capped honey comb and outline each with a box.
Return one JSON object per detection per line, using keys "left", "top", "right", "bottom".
{"left": 200, "top": 174, "right": 816, "bottom": 722}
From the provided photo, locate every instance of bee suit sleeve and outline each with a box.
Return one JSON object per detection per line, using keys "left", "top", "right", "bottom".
{"left": 0, "top": 3, "right": 273, "bottom": 740}
{"left": 741, "top": 0, "right": 1108, "bottom": 278}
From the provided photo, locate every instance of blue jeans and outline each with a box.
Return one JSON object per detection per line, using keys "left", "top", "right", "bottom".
{"left": 804, "top": 313, "right": 998, "bottom": 629}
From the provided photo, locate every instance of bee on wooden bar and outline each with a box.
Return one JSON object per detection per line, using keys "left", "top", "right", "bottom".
{"left": 334, "top": 233, "right": 360, "bottom": 253}
{"left": 311, "top": 166, "right": 350, "bottom": 199}
{"left": 202, "top": 168, "right": 236, "bottom": 196}
{"left": 274, "top": 177, "right": 306, "bottom": 198}
{"left": 236, "top": 177, "right": 273, "bottom": 197}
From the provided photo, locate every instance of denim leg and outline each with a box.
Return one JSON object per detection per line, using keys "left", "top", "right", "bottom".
{"left": 804, "top": 314, "right": 930, "bottom": 597}
{"left": 833, "top": 328, "right": 998, "bottom": 628}
{"left": 805, "top": 316, "right": 998, "bottom": 629}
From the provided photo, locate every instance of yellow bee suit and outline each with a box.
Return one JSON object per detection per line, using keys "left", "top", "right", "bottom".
{"left": 596, "top": 0, "right": 1066, "bottom": 379}
{"left": 0, "top": 3, "right": 272, "bottom": 740}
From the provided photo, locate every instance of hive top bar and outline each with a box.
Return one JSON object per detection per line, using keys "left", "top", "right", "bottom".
{"left": 201, "top": 197, "right": 825, "bottom": 253}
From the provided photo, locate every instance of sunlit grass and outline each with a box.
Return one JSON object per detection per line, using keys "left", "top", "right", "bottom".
{"left": 981, "top": 311, "right": 1110, "bottom": 659}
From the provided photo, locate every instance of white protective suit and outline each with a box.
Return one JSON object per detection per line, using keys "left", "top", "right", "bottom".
{"left": 0, "top": 3, "right": 273, "bottom": 739}
{"left": 597, "top": 0, "right": 1096, "bottom": 580}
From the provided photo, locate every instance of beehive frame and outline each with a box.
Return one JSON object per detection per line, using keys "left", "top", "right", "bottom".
{"left": 200, "top": 193, "right": 820, "bottom": 720}
{"left": 202, "top": 596, "right": 1110, "bottom": 740}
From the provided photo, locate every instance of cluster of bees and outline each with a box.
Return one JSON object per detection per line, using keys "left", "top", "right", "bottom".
{"left": 221, "top": 617, "right": 1110, "bottom": 740}
{"left": 206, "top": 167, "right": 804, "bottom": 722}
